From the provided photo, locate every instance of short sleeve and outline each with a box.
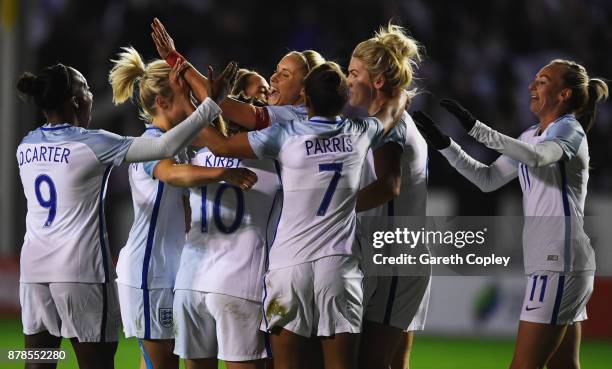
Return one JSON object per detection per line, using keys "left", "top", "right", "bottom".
{"left": 366, "top": 117, "right": 385, "bottom": 148}
{"left": 542, "top": 118, "right": 585, "bottom": 161}
{"left": 247, "top": 122, "right": 289, "bottom": 159}
{"left": 142, "top": 160, "right": 160, "bottom": 177}
{"left": 266, "top": 105, "right": 307, "bottom": 124}
{"left": 377, "top": 119, "right": 407, "bottom": 151}
{"left": 82, "top": 129, "right": 134, "bottom": 166}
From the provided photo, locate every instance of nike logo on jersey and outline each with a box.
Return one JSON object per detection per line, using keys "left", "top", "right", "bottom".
{"left": 525, "top": 306, "right": 541, "bottom": 311}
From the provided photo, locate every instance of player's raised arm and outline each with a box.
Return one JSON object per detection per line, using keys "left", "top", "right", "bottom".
{"left": 121, "top": 59, "right": 238, "bottom": 163}
{"left": 412, "top": 110, "right": 518, "bottom": 192}
{"left": 151, "top": 18, "right": 261, "bottom": 129}
{"left": 440, "top": 98, "right": 566, "bottom": 167}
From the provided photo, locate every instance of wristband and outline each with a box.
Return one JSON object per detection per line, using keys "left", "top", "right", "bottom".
{"left": 165, "top": 51, "right": 185, "bottom": 67}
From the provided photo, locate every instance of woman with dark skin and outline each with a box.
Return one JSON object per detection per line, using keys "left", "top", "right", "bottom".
{"left": 16, "top": 61, "right": 236, "bottom": 369}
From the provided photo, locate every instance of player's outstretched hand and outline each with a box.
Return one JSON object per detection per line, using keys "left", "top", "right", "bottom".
{"left": 440, "top": 98, "right": 477, "bottom": 131}
{"left": 412, "top": 111, "right": 451, "bottom": 150}
{"left": 221, "top": 168, "right": 258, "bottom": 190}
{"left": 151, "top": 18, "right": 176, "bottom": 59}
{"left": 207, "top": 62, "right": 239, "bottom": 104}
{"left": 168, "top": 58, "right": 191, "bottom": 104}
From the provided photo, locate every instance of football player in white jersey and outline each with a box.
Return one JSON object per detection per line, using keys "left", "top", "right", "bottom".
{"left": 412, "top": 59, "right": 608, "bottom": 369}
{"left": 151, "top": 18, "right": 323, "bottom": 131}
{"left": 16, "top": 61, "right": 230, "bottom": 369}
{"left": 347, "top": 25, "right": 430, "bottom": 369}
{"left": 108, "top": 47, "right": 254, "bottom": 369}
{"left": 190, "top": 62, "right": 409, "bottom": 369}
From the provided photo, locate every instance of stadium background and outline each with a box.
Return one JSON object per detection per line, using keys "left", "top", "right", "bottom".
{"left": 0, "top": 0, "right": 610, "bottom": 368}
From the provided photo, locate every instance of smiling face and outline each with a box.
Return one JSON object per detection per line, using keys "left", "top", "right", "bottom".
{"left": 68, "top": 67, "right": 93, "bottom": 127}
{"left": 268, "top": 53, "right": 307, "bottom": 106}
{"left": 245, "top": 74, "right": 270, "bottom": 102}
{"left": 528, "top": 63, "right": 569, "bottom": 120}
{"left": 347, "top": 57, "right": 375, "bottom": 110}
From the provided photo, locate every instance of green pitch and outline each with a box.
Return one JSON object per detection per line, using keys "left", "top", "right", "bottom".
{"left": 1, "top": 318, "right": 610, "bottom": 369}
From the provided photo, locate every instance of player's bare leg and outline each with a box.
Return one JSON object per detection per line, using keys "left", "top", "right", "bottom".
{"left": 269, "top": 328, "right": 311, "bottom": 369}
{"left": 226, "top": 359, "right": 267, "bottom": 369}
{"left": 185, "top": 357, "right": 218, "bottom": 369}
{"left": 24, "top": 331, "right": 61, "bottom": 369}
{"left": 320, "top": 332, "right": 360, "bottom": 369}
{"left": 139, "top": 339, "right": 178, "bottom": 369}
{"left": 546, "top": 322, "right": 581, "bottom": 369}
{"left": 391, "top": 331, "right": 414, "bottom": 369}
{"left": 359, "top": 320, "right": 403, "bottom": 369}
{"left": 69, "top": 339, "right": 117, "bottom": 369}
{"left": 509, "top": 321, "right": 567, "bottom": 369}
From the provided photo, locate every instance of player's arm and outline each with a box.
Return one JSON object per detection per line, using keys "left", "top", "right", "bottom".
{"left": 413, "top": 111, "right": 518, "bottom": 192}
{"left": 440, "top": 99, "right": 566, "bottom": 167}
{"left": 150, "top": 18, "right": 263, "bottom": 130}
{"left": 356, "top": 143, "right": 402, "bottom": 212}
{"left": 124, "top": 60, "right": 238, "bottom": 163}
{"left": 152, "top": 158, "right": 257, "bottom": 190}
{"left": 194, "top": 126, "right": 258, "bottom": 159}
{"left": 373, "top": 89, "right": 411, "bottom": 134}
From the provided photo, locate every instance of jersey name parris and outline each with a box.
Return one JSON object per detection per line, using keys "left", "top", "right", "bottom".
{"left": 248, "top": 116, "right": 385, "bottom": 270}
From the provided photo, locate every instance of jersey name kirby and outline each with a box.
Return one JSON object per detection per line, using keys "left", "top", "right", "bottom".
{"left": 18, "top": 146, "right": 71, "bottom": 166}
{"left": 305, "top": 136, "right": 353, "bottom": 156}
{"left": 201, "top": 154, "right": 242, "bottom": 168}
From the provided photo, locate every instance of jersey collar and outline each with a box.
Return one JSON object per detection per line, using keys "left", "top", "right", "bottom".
{"left": 145, "top": 124, "right": 166, "bottom": 133}
{"left": 309, "top": 116, "right": 344, "bottom": 125}
{"left": 40, "top": 123, "right": 72, "bottom": 131}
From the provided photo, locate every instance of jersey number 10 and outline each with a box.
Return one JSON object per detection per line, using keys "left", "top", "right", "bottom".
{"left": 200, "top": 184, "right": 245, "bottom": 234}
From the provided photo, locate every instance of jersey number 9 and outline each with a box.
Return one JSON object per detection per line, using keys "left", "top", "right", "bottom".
{"left": 34, "top": 174, "right": 57, "bottom": 227}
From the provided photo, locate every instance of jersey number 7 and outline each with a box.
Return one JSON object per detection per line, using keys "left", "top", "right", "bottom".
{"left": 317, "top": 163, "right": 343, "bottom": 216}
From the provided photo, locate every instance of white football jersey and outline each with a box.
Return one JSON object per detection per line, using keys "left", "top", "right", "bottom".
{"left": 266, "top": 104, "right": 307, "bottom": 124}
{"left": 248, "top": 115, "right": 385, "bottom": 270}
{"left": 17, "top": 123, "right": 133, "bottom": 283}
{"left": 359, "top": 111, "right": 428, "bottom": 217}
{"left": 116, "top": 125, "right": 188, "bottom": 289}
{"left": 517, "top": 115, "right": 594, "bottom": 274}
{"left": 174, "top": 147, "right": 281, "bottom": 301}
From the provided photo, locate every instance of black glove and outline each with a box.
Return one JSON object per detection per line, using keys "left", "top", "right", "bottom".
{"left": 440, "top": 98, "right": 477, "bottom": 131}
{"left": 412, "top": 111, "right": 451, "bottom": 150}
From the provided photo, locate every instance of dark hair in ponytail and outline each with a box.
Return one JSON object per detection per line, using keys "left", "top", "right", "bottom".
{"left": 16, "top": 63, "right": 73, "bottom": 111}
{"left": 551, "top": 59, "right": 609, "bottom": 132}
{"left": 304, "top": 62, "right": 348, "bottom": 117}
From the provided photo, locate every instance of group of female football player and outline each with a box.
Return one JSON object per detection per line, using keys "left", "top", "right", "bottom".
{"left": 16, "top": 16, "right": 607, "bottom": 369}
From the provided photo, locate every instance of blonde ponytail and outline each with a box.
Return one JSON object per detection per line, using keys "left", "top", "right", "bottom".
{"left": 108, "top": 46, "right": 172, "bottom": 121}
{"left": 352, "top": 23, "right": 422, "bottom": 93}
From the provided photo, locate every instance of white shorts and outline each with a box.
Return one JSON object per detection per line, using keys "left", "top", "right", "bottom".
{"left": 20, "top": 282, "right": 121, "bottom": 342}
{"left": 173, "top": 290, "right": 267, "bottom": 361}
{"left": 363, "top": 275, "right": 430, "bottom": 332}
{"left": 519, "top": 271, "right": 593, "bottom": 325}
{"left": 261, "top": 255, "right": 363, "bottom": 337}
{"left": 116, "top": 282, "right": 175, "bottom": 340}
